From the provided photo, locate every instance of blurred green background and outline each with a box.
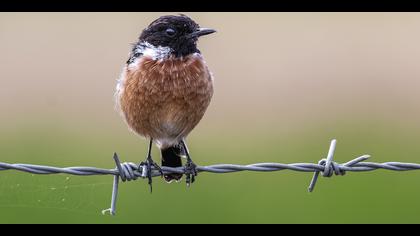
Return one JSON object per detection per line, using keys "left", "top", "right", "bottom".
{"left": 1, "top": 12, "right": 420, "bottom": 223}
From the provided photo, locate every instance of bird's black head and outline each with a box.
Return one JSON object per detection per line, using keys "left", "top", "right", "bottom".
{"left": 138, "top": 15, "right": 216, "bottom": 58}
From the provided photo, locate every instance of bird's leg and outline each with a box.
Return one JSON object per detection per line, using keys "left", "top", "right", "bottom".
{"left": 139, "top": 139, "right": 163, "bottom": 193}
{"left": 180, "top": 140, "right": 197, "bottom": 187}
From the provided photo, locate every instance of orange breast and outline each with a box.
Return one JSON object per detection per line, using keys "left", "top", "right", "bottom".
{"left": 117, "top": 54, "right": 213, "bottom": 148}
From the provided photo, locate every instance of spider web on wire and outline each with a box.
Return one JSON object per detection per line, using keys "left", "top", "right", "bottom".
{"left": 0, "top": 172, "right": 112, "bottom": 215}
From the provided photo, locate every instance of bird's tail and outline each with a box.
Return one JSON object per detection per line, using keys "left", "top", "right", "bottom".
{"left": 161, "top": 144, "right": 184, "bottom": 183}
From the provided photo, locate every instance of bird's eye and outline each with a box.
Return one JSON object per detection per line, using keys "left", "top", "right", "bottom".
{"left": 165, "top": 28, "right": 176, "bottom": 36}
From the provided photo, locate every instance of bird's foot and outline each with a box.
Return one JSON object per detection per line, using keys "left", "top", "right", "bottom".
{"left": 184, "top": 160, "right": 198, "bottom": 187}
{"left": 139, "top": 157, "right": 163, "bottom": 193}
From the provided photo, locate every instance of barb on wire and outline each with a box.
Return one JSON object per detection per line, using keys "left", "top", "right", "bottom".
{"left": 1, "top": 139, "right": 420, "bottom": 215}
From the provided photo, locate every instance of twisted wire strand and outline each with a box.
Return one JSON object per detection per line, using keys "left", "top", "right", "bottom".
{"left": 1, "top": 140, "right": 420, "bottom": 215}
{"left": 3, "top": 159, "right": 420, "bottom": 176}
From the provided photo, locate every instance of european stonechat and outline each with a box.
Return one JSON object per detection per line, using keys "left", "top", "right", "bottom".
{"left": 115, "top": 15, "right": 215, "bottom": 189}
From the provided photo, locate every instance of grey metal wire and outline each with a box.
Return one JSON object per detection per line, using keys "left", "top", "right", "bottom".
{"left": 1, "top": 139, "right": 420, "bottom": 215}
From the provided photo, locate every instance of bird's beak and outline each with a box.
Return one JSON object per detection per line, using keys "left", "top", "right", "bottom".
{"left": 189, "top": 28, "right": 216, "bottom": 38}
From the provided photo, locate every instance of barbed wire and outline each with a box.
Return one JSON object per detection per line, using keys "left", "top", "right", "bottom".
{"left": 1, "top": 139, "right": 420, "bottom": 215}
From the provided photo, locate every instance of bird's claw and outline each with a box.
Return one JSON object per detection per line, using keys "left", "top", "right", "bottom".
{"left": 184, "top": 161, "right": 198, "bottom": 187}
{"left": 139, "top": 157, "right": 163, "bottom": 193}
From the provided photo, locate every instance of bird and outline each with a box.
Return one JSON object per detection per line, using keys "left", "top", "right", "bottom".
{"left": 115, "top": 14, "right": 215, "bottom": 190}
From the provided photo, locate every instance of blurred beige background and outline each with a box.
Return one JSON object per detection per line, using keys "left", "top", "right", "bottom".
{"left": 1, "top": 13, "right": 420, "bottom": 132}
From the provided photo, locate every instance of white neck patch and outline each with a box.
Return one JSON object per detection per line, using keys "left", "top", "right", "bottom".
{"left": 134, "top": 42, "right": 172, "bottom": 61}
